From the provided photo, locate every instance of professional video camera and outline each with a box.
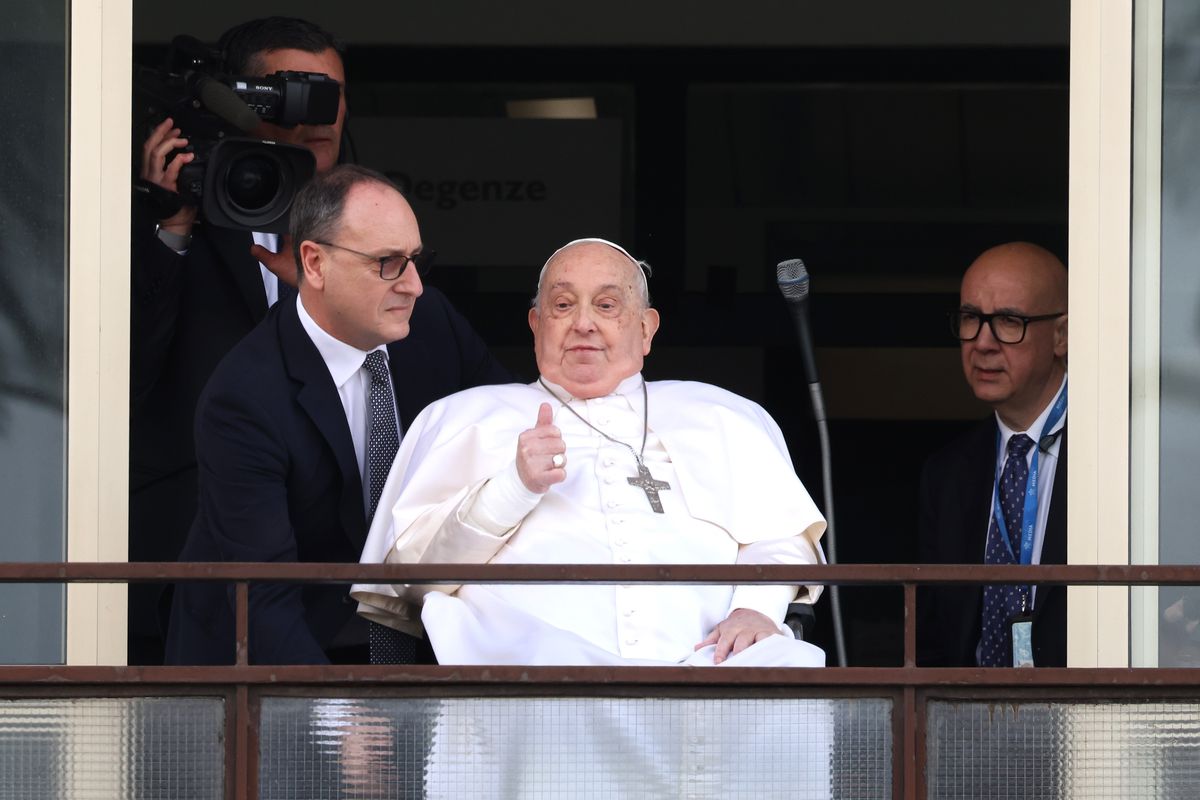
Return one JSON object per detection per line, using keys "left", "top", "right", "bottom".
{"left": 134, "top": 35, "right": 341, "bottom": 232}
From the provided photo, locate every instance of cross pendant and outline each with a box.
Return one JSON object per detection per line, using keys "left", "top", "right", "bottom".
{"left": 628, "top": 463, "right": 671, "bottom": 513}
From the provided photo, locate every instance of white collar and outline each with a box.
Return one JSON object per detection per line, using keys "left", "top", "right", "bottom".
{"left": 297, "top": 296, "right": 387, "bottom": 388}
{"left": 535, "top": 373, "right": 644, "bottom": 403}
{"left": 995, "top": 373, "right": 1067, "bottom": 455}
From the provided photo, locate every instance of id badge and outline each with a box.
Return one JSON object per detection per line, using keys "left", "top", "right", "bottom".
{"left": 1011, "top": 615, "right": 1035, "bottom": 668}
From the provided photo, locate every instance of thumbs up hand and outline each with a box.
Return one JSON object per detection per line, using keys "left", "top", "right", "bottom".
{"left": 515, "top": 402, "right": 568, "bottom": 494}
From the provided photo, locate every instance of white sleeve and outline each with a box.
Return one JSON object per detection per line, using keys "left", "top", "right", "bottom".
{"left": 727, "top": 534, "right": 824, "bottom": 630}
{"left": 390, "top": 462, "right": 542, "bottom": 569}
{"left": 462, "top": 461, "right": 543, "bottom": 534}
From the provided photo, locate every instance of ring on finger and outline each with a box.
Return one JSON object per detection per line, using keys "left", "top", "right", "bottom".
{"left": 552, "top": 453, "right": 565, "bottom": 468}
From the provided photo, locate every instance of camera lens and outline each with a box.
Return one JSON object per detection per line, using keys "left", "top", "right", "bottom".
{"left": 225, "top": 153, "right": 283, "bottom": 212}
{"left": 203, "top": 138, "right": 314, "bottom": 233}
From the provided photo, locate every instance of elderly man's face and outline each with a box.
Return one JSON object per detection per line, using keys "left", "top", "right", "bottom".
{"left": 959, "top": 244, "right": 1067, "bottom": 431}
{"left": 300, "top": 181, "right": 424, "bottom": 350}
{"left": 253, "top": 47, "right": 347, "bottom": 174}
{"left": 529, "top": 243, "right": 660, "bottom": 399}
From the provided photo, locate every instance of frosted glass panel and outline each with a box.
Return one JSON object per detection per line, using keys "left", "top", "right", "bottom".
{"left": 260, "top": 695, "right": 892, "bottom": 799}
{"left": 927, "top": 700, "right": 1200, "bottom": 799}
{"left": 0, "top": 697, "right": 225, "bottom": 799}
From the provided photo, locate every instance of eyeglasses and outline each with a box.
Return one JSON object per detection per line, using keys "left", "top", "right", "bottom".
{"left": 314, "top": 241, "right": 436, "bottom": 280}
{"left": 950, "top": 309, "right": 1065, "bottom": 344}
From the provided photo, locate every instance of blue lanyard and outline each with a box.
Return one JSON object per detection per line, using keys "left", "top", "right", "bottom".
{"left": 993, "top": 381, "right": 1067, "bottom": 567}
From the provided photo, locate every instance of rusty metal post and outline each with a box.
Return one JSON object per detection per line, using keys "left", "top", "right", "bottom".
{"left": 235, "top": 582, "right": 249, "bottom": 668}
{"left": 904, "top": 582, "right": 917, "bottom": 668}
{"left": 902, "top": 686, "right": 917, "bottom": 799}
{"left": 235, "top": 685, "right": 250, "bottom": 800}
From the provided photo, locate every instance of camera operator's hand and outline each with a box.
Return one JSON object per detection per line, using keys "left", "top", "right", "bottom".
{"left": 140, "top": 117, "right": 198, "bottom": 235}
{"left": 250, "top": 235, "right": 300, "bottom": 290}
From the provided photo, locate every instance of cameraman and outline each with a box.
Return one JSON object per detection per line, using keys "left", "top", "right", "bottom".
{"left": 128, "top": 17, "right": 508, "bottom": 664}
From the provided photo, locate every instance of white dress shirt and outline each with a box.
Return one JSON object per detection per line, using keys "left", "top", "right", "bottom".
{"left": 252, "top": 231, "right": 283, "bottom": 306}
{"left": 296, "top": 296, "right": 396, "bottom": 514}
{"left": 990, "top": 375, "right": 1067, "bottom": 612}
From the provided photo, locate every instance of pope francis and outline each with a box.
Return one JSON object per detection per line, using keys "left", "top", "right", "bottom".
{"left": 353, "top": 237, "right": 828, "bottom": 669}
{"left": 353, "top": 238, "right": 834, "bottom": 798}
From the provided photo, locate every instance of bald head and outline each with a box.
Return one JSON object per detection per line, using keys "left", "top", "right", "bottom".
{"left": 963, "top": 242, "right": 1067, "bottom": 311}
{"left": 958, "top": 241, "right": 1068, "bottom": 430}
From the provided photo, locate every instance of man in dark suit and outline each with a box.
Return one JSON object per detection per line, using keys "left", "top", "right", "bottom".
{"left": 918, "top": 242, "right": 1068, "bottom": 668}
{"left": 130, "top": 18, "right": 364, "bottom": 663}
{"left": 164, "top": 164, "right": 510, "bottom": 665}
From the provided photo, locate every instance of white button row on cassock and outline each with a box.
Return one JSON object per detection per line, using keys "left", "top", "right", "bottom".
{"left": 574, "top": 399, "right": 674, "bottom": 657}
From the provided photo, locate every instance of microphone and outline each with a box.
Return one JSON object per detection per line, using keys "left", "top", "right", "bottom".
{"left": 775, "top": 257, "right": 848, "bottom": 666}
{"left": 776, "top": 258, "right": 820, "bottom": 387}
{"left": 1038, "top": 428, "right": 1064, "bottom": 453}
{"left": 192, "top": 75, "right": 261, "bottom": 133}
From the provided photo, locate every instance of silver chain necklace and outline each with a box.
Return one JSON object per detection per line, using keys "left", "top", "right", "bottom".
{"left": 538, "top": 378, "right": 671, "bottom": 513}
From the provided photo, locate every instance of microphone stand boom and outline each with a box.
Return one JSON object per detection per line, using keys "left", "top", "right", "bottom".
{"left": 777, "top": 259, "right": 848, "bottom": 668}
{"left": 808, "top": 380, "right": 848, "bottom": 668}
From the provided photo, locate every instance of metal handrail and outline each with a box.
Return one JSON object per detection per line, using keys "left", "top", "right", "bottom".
{"left": 0, "top": 561, "right": 1196, "bottom": 585}
{"left": 1, "top": 561, "right": 1196, "bottom": 671}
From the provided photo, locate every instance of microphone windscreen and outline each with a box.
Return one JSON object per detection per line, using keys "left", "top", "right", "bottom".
{"left": 776, "top": 258, "right": 810, "bottom": 303}
{"left": 196, "top": 76, "right": 260, "bottom": 133}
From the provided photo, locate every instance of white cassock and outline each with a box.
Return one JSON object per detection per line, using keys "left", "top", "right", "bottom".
{"left": 352, "top": 375, "right": 832, "bottom": 797}
{"left": 353, "top": 374, "right": 827, "bottom": 666}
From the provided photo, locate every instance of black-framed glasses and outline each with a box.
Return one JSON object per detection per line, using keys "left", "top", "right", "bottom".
{"left": 950, "top": 309, "right": 1065, "bottom": 344}
{"left": 314, "top": 240, "right": 436, "bottom": 280}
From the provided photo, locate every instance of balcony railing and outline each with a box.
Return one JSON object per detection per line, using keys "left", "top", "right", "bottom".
{"left": 0, "top": 562, "right": 1198, "bottom": 799}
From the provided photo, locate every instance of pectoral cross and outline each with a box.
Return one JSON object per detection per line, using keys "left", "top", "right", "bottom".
{"left": 628, "top": 463, "right": 671, "bottom": 513}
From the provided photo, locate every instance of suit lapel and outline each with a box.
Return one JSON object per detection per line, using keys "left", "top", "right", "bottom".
{"left": 959, "top": 419, "right": 999, "bottom": 564}
{"left": 1041, "top": 431, "right": 1068, "bottom": 565}
{"left": 278, "top": 301, "right": 367, "bottom": 547}
{"left": 941, "top": 418, "right": 998, "bottom": 666}
{"left": 207, "top": 225, "right": 270, "bottom": 323}
{"left": 1032, "top": 431, "right": 1067, "bottom": 627}
{"left": 386, "top": 340, "right": 414, "bottom": 433}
